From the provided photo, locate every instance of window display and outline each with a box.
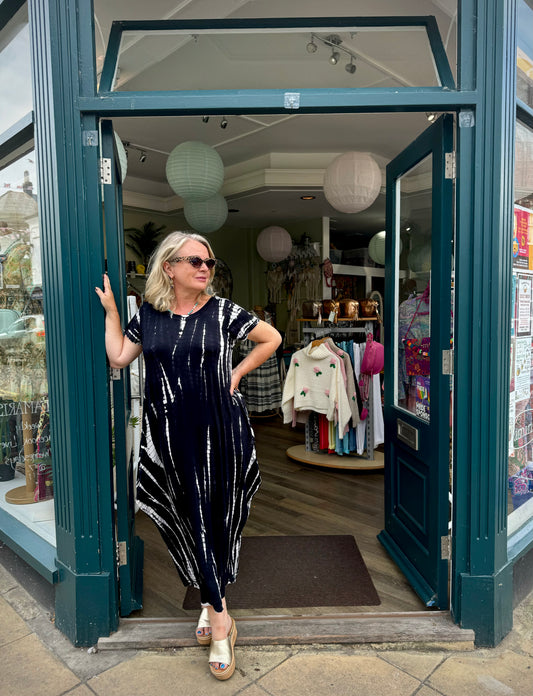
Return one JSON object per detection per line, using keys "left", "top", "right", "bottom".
{"left": 508, "top": 119, "right": 533, "bottom": 518}
{"left": 0, "top": 152, "right": 52, "bottom": 533}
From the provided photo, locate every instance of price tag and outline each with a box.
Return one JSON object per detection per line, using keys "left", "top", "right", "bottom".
{"left": 328, "top": 311, "right": 336, "bottom": 323}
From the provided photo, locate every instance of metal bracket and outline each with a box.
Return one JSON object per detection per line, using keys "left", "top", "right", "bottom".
{"left": 445, "top": 152, "right": 456, "bottom": 179}
{"left": 442, "top": 349, "right": 454, "bottom": 375}
{"left": 83, "top": 130, "right": 98, "bottom": 147}
{"left": 110, "top": 367, "right": 121, "bottom": 380}
{"left": 441, "top": 535, "right": 451, "bottom": 560}
{"left": 99, "top": 157, "right": 112, "bottom": 185}
{"left": 284, "top": 92, "right": 300, "bottom": 109}
{"left": 117, "top": 541, "right": 127, "bottom": 567}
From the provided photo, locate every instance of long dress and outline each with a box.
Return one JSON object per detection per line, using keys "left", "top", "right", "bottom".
{"left": 125, "top": 296, "right": 261, "bottom": 611}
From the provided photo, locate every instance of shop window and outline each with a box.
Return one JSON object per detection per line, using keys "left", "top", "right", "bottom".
{"left": 508, "top": 119, "right": 533, "bottom": 526}
{"left": 0, "top": 5, "right": 32, "bottom": 136}
{"left": 0, "top": 152, "right": 53, "bottom": 544}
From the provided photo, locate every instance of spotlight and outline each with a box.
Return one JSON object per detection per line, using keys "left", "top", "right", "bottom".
{"left": 220, "top": 117, "right": 228, "bottom": 129}
{"left": 202, "top": 115, "right": 209, "bottom": 123}
{"left": 306, "top": 37, "right": 318, "bottom": 53}
{"left": 139, "top": 151, "right": 146, "bottom": 163}
{"left": 300, "top": 195, "right": 316, "bottom": 200}
{"left": 426, "top": 112, "right": 437, "bottom": 122}
{"left": 345, "top": 57, "right": 356, "bottom": 74}
{"left": 329, "top": 50, "right": 340, "bottom": 65}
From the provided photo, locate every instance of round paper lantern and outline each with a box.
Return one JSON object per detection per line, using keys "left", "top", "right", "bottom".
{"left": 368, "top": 231, "right": 402, "bottom": 265}
{"left": 256, "top": 226, "right": 292, "bottom": 262}
{"left": 166, "top": 141, "right": 224, "bottom": 201}
{"left": 114, "top": 133, "right": 127, "bottom": 183}
{"left": 324, "top": 152, "right": 381, "bottom": 213}
{"left": 184, "top": 193, "right": 228, "bottom": 234}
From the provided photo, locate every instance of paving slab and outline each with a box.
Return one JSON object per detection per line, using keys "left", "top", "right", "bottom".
{"left": 378, "top": 651, "right": 445, "bottom": 681}
{"left": 428, "top": 651, "right": 533, "bottom": 696}
{"left": 256, "top": 653, "right": 422, "bottom": 696}
{"left": 87, "top": 647, "right": 290, "bottom": 696}
{"left": 63, "top": 686, "right": 95, "bottom": 696}
{"left": 2, "top": 632, "right": 80, "bottom": 696}
{"left": 0, "top": 561, "right": 18, "bottom": 593}
{"left": 0, "top": 595, "right": 31, "bottom": 647}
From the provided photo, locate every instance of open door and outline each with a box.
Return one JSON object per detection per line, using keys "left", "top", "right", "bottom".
{"left": 378, "top": 114, "right": 453, "bottom": 609}
{"left": 101, "top": 120, "right": 144, "bottom": 615}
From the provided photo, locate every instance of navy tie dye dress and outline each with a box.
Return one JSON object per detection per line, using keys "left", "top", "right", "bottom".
{"left": 125, "top": 296, "right": 261, "bottom": 611}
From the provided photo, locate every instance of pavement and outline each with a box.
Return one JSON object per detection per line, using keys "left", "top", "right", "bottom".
{"left": 1, "top": 556, "right": 533, "bottom": 696}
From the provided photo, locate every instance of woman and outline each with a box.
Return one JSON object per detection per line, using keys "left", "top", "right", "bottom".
{"left": 96, "top": 231, "right": 281, "bottom": 680}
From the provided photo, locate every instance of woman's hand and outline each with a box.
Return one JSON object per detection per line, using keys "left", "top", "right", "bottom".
{"left": 230, "top": 321, "right": 281, "bottom": 395}
{"left": 95, "top": 274, "right": 118, "bottom": 315}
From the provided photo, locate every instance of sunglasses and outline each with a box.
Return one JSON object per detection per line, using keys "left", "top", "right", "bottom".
{"left": 168, "top": 256, "right": 217, "bottom": 270}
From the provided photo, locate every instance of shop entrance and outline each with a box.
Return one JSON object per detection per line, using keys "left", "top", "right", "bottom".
{"left": 100, "top": 110, "right": 454, "bottom": 625}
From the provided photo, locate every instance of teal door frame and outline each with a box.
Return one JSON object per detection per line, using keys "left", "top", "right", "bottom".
{"left": 26, "top": 0, "right": 518, "bottom": 646}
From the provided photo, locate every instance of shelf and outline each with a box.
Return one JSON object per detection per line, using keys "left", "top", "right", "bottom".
{"left": 298, "top": 317, "right": 378, "bottom": 322}
{"left": 286, "top": 444, "right": 384, "bottom": 471}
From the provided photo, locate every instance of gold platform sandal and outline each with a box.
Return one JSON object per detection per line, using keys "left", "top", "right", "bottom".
{"left": 209, "top": 617, "right": 237, "bottom": 681}
{"left": 196, "top": 607, "right": 212, "bottom": 646}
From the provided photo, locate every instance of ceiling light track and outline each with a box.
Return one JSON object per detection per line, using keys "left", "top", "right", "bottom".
{"left": 307, "top": 33, "right": 358, "bottom": 73}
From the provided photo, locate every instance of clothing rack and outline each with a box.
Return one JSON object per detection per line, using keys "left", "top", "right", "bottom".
{"left": 286, "top": 319, "right": 384, "bottom": 471}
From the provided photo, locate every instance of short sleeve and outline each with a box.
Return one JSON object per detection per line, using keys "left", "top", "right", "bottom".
{"left": 125, "top": 309, "right": 142, "bottom": 345}
{"left": 225, "top": 300, "right": 259, "bottom": 341}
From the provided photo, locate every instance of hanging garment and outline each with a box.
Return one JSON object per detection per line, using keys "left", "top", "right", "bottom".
{"left": 281, "top": 342, "right": 352, "bottom": 432}
{"left": 398, "top": 290, "right": 430, "bottom": 399}
{"left": 235, "top": 339, "right": 282, "bottom": 413}
{"left": 125, "top": 297, "right": 261, "bottom": 612}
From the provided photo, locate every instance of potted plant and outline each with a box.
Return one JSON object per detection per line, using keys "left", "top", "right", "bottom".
{"left": 125, "top": 221, "right": 167, "bottom": 268}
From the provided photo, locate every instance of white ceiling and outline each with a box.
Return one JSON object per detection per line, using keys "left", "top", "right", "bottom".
{"left": 93, "top": 0, "right": 457, "bottom": 239}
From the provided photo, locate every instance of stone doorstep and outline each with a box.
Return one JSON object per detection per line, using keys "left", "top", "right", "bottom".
{"left": 96, "top": 612, "right": 475, "bottom": 651}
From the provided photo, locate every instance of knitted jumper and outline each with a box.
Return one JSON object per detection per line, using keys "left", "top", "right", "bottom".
{"left": 281, "top": 342, "right": 351, "bottom": 431}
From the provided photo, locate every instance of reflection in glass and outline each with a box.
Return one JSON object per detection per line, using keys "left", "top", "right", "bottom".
{"left": 0, "top": 153, "right": 51, "bottom": 505}
{"left": 517, "top": 0, "right": 533, "bottom": 108}
{"left": 0, "top": 19, "right": 32, "bottom": 134}
{"left": 395, "top": 156, "right": 432, "bottom": 422}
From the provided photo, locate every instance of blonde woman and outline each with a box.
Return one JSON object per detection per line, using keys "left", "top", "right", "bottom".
{"left": 96, "top": 231, "right": 281, "bottom": 680}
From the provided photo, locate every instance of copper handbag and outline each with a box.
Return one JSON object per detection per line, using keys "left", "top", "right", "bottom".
{"left": 302, "top": 300, "right": 322, "bottom": 320}
{"left": 359, "top": 298, "right": 378, "bottom": 318}
{"left": 322, "top": 299, "right": 340, "bottom": 322}
{"left": 338, "top": 299, "right": 359, "bottom": 319}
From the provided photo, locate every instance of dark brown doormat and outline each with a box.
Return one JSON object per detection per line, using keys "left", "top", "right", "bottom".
{"left": 183, "top": 535, "right": 380, "bottom": 610}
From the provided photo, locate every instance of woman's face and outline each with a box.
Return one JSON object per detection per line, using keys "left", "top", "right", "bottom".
{"left": 164, "top": 239, "right": 212, "bottom": 294}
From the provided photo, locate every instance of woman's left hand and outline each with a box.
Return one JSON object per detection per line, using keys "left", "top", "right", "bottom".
{"left": 230, "top": 369, "right": 241, "bottom": 395}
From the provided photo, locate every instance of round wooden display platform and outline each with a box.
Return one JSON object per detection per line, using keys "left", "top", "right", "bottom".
{"left": 286, "top": 445, "right": 384, "bottom": 471}
{"left": 5, "top": 485, "right": 37, "bottom": 505}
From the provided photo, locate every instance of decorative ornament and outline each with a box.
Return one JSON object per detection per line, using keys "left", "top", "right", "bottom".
{"left": 256, "top": 226, "right": 292, "bottom": 262}
{"left": 166, "top": 141, "right": 224, "bottom": 201}
{"left": 368, "top": 230, "right": 403, "bottom": 265}
{"left": 184, "top": 193, "right": 228, "bottom": 234}
{"left": 114, "top": 132, "right": 128, "bottom": 183}
{"left": 323, "top": 151, "right": 381, "bottom": 213}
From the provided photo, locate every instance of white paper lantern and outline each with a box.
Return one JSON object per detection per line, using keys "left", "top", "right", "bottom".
{"left": 408, "top": 244, "right": 431, "bottom": 273}
{"left": 256, "top": 226, "right": 292, "bottom": 262}
{"left": 114, "top": 132, "right": 128, "bottom": 183}
{"left": 324, "top": 152, "right": 382, "bottom": 213}
{"left": 368, "top": 231, "right": 402, "bottom": 265}
{"left": 166, "top": 141, "right": 224, "bottom": 201}
{"left": 184, "top": 193, "right": 228, "bottom": 234}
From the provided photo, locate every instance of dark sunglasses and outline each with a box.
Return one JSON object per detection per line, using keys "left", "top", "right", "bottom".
{"left": 168, "top": 255, "right": 217, "bottom": 270}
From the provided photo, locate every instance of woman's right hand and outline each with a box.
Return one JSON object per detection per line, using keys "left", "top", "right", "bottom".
{"left": 95, "top": 274, "right": 118, "bottom": 314}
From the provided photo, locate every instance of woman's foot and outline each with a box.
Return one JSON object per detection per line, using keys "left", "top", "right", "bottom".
{"left": 207, "top": 604, "right": 235, "bottom": 676}
{"left": 196, "top": 607, "right": 211, "bottom": 645}
{"left": 208, "top": 616, "right": 237, "bottom": 680}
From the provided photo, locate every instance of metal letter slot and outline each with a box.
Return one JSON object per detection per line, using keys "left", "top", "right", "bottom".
{"left": 397, "top": 419, "right": 419, "bottom": 450}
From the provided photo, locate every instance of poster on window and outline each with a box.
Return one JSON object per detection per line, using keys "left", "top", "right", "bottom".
{"left": 513, "top": 206, "right": 533, "bottom": 270}
{"left": 515, "top": 337, "right": 531, "bottom": 403}
{"left": 517, "top": 274, "right": 532, "bottom": 336}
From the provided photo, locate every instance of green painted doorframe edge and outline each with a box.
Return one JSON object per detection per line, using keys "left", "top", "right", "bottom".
{"left": 24, "top": 0, "right": 518, "bottom": 647}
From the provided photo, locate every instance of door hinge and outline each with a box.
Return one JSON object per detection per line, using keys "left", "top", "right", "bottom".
{"left": 99, "top": 157, "right": 112, "bottom": 184}
{"left": 117, "top": 541, "right": 128, "bottom": 567}
{"left": 445, "top": 151, "right": 456, "bottom": 179}
{"left": 110, "top": 367, "right": 121, "bottom": 380}
{"left": 442, "top": 349, "right": 454, "bottom": 375}
{"left": 441, "top": 535, "right": 451, "bottom": 560}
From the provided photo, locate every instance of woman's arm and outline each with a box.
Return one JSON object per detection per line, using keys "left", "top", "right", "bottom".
{"left": 230, "top": 320, "right": 282, "bottom": 394}
{"left": 95, "top": 274, "right": 143, "bottom": 368}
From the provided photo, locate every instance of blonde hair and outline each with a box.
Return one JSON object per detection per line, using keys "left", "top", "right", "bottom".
{"left": 144, "top": 231, "right": 216, "bottom": 313}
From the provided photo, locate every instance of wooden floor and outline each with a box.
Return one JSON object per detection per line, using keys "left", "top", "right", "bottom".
{"left": 133, "top": 415, "right": 426, "bottom": 619}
